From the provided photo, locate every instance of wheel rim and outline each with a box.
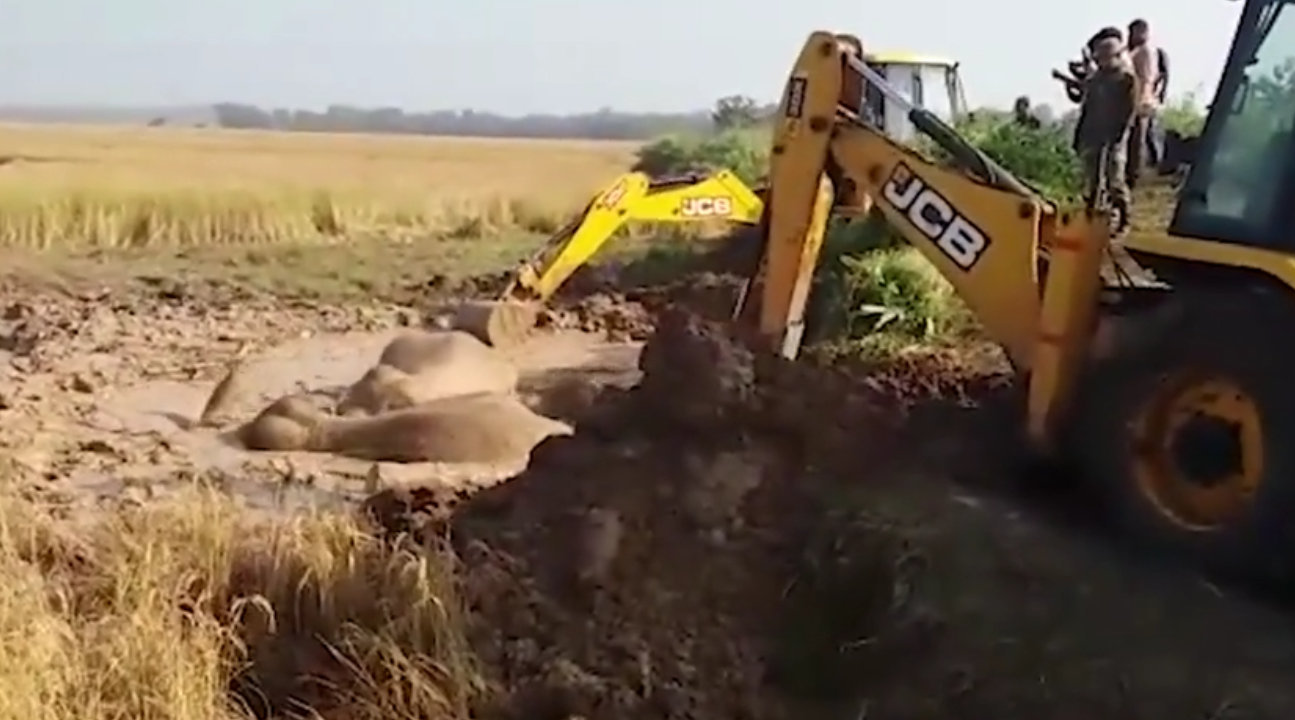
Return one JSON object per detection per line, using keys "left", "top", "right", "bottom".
{"left": 1130, "top": 372, "right": 1264, "bottom": 531}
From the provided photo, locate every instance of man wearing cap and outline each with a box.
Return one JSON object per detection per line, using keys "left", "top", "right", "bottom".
{"left": 1074, "top": 35, "right": 1138, "bottom": 232}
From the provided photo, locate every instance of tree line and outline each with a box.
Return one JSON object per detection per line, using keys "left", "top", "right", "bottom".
{"left": 210, "top": 95, "right": 778, "bottom": 140}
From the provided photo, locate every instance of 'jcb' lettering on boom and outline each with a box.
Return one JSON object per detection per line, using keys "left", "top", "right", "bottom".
{"left": 880, "top": 163, "right": 990, "bottom": 270}
{"left": 597, "top": 180, "right": 628, "bottom": 209}
{"left": 680, "top": 197, "right": 733, "bottom": 217}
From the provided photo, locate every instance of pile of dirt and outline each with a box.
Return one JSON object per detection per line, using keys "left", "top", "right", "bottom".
{"left": 366, "top": 308, "right": 1010, "bottom": 718}
{"left": 446, "top": 312, "right": 973, "bottom": 720}
{"left": 536, "top": 293, "right": 656, "bottom": 342}
{"left": 367, "top": 305, "right": 1295, "bottom": 720}
{"left": 534, "top": 270, "right": 749, "bottom": 343}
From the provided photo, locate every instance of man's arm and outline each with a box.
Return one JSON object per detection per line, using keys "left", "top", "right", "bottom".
{"left": 1131, "top": 48, "right": 1154, "bottom": 105}
{"left": 1117, "top": 73, "right": 1138, "bottom": 128}
{"left": 1156, "top": 48, "right": 1170, "bottom": 102}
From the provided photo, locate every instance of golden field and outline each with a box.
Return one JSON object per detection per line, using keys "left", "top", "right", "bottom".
{"left": 0, "top": 123, "right": 640, "bottom": 249}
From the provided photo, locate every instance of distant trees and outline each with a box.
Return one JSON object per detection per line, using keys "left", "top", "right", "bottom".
{"left": 710, "top": 95, "right": 762, "bottom": 131}
{"left": 209, "top": 102, "right": 717, "bottom": 140}
{"left": 205, "top": 93, "right": 778, "bottom": 141}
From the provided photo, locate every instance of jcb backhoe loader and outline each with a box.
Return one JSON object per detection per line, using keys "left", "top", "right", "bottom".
{"left": 452, "top": 169, "right": 763, "bottom": 346}
{"left": 742, "top": 4, "right": 1295, "bottom": 585}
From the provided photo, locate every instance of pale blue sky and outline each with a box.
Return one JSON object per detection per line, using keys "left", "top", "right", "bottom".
{"left": 0, "top": 0, "right": 1246, "bottom": 114}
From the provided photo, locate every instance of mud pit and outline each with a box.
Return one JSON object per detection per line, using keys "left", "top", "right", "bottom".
{"left": 0, "top": 279, "right": 641, "bottom": 512}
{"left": 96, "top": 329, "right": 637, "bottom": 502}
{"left": 7, "top": 266, "right": 1295, "bottom": 719}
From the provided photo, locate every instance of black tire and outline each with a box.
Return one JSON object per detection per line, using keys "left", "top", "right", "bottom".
{"left": 1067, "top": 290, "right": 1295, "bottom": 587}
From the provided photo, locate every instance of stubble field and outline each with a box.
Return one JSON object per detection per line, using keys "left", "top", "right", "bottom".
{"left": 0, "top": 123, "right": 639, "bottom": 249}
{"left": 4, "top": 121, "right": 1295, "bottom": 720}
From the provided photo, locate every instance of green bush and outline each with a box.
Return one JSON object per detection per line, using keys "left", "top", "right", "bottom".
{"left": 808, "top": 116, "right": 1078, "bottom": 347}
{"left": 632, "top": 129, "right": 769, "bottom": 186}
{"left": 838, "top": 249, "right": 967, "bottom": 338}
{"left": 1160, "top": 92, "right": 1207, "bottom": 136}
{"left": 953, "top": 117, "right": 1083, "bottom": 200}
{"left": 805, "top": 248, "right": 972, "bottom": 360}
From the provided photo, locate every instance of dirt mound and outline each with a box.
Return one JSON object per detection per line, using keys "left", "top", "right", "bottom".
{"left": 364, "top": 306, "right": 1295, "bottom": 720}
{"left": 535, "top": 271, "right": 749, "bottom": 344}
{"left": 365, "top": 308, "right": 1011, "bottom": 718}
{"left": 536, "top": 293, "right": 656, "bottom": 342}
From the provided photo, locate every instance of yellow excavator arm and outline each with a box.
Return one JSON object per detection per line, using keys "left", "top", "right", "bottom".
{"left": 450, "top": 169, "right": 763, "bottom": 347}
{"left": 746, "top": 31, "right": 1112, "bottom": 450}
{"left": 509, "top": 169, "right": 764, "bottom": 302}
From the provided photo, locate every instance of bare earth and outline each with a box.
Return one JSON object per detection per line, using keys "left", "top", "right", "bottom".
{"left": 6, "top": 237, "right": 1295, "bottom": 719}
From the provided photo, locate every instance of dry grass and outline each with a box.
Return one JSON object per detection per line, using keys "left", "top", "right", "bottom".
{"left": 0, "top": 123, "right": 640, "bottom": 248}
{"left": 0, "top": 485, "right": 479, "bottom": 720}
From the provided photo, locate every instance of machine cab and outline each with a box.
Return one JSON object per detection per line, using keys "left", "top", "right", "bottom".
{"left": 861, "top": 52, "right": 969, "bottom": 143}
{"left": 1170, "top": 0, "right": 1295, "bottom": 250}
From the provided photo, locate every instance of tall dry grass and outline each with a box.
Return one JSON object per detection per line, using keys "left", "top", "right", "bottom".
{"left": 0, "top": 485, "right": 480, "bottom": 720}
{"left": 0, "top": 123, "right": 639, "bottom": 249}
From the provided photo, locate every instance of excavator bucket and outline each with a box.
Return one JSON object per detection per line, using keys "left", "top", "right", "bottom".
{"left": 447, "top": 299, "right": 541, "bottom": 349}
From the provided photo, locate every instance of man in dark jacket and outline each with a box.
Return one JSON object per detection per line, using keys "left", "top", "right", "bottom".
{"left": 1058, "top": 27, "right": 1124, "bottom": 130}
{"left": 1075, "top": 36, "right": 1138, "bottom": 232}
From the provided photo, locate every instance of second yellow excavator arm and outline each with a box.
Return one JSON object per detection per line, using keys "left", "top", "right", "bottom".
{"left": 506, "top": 169, "right": 764, "bottom": 302}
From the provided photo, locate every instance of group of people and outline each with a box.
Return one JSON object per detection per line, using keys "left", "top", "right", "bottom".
{"left": 1071, "top": 19, "right": 1171, "bottom": 232}
{"left": 1016, "top": 20, "right": 1171, "bottom": 233}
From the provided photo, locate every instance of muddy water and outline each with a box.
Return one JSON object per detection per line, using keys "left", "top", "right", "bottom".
{"left": 79, "top": 329, "right": 643, "bottom": 511}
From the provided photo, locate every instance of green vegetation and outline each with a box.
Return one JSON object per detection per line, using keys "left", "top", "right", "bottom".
{"left": 633, "top": 94, "right": 1207, "bottom": 356}
{"left": 1160, "top": 92, "right": 1208, "bottom": 136}
{"left": 954, "top": 116, "right": 1083, "bottom": 200}
{"left": 631, "top": 129, "right": 770, "bottom": 186}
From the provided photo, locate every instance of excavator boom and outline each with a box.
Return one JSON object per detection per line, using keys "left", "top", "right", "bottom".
{"left": 448, "top": 169, "right": 763, "bottom": 347}
{"left": 748, "top": 31, "right": 1111, "bottom": 449}
{"left": 509, "top": 170, "right": 763, "bottom": 302}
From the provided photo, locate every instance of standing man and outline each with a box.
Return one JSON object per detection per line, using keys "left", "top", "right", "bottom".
{"left": 1013, "top": 96, "right": 1042, "bottom": 129}
{"left": 1126, "top": 19, "right": 1162, "bottom": 189}
{"left": 1075, "top": 36, "right": 1138, "bottom": 233}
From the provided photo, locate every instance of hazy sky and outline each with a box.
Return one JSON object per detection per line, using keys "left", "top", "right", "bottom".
{"left": 0, "top": 0, "right": 1247, "bottom": 114}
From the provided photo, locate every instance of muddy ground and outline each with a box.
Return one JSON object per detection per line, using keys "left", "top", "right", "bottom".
{"left": 5, "top": 245, "right": 1295, "bottom": 720}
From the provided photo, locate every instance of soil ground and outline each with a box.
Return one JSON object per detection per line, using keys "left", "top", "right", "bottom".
{"left": 5, "top": 217, "right": 1295, "bottom": 720}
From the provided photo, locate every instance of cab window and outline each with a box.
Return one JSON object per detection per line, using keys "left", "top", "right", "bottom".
{"left": 1173, "top": 0, "right": 1295, "bottom": 247}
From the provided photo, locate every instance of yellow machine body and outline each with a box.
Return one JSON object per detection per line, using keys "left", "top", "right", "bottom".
{"left": 746, "top": 3, "right": 1295, "bottom": 585}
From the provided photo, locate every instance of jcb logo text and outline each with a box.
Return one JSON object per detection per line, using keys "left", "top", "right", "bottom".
{"left": 597, "top": 180, "right": 628, "bottom": 209}
{"left": 680, "top": 197, "right": 733, "bottom": 217}
{"left": 880, "top": 163, "right": 989, "bottom": 270}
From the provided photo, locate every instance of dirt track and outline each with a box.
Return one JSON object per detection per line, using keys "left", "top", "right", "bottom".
{"left": 6, "top": 262, "right": 1295, "bottom": 719}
